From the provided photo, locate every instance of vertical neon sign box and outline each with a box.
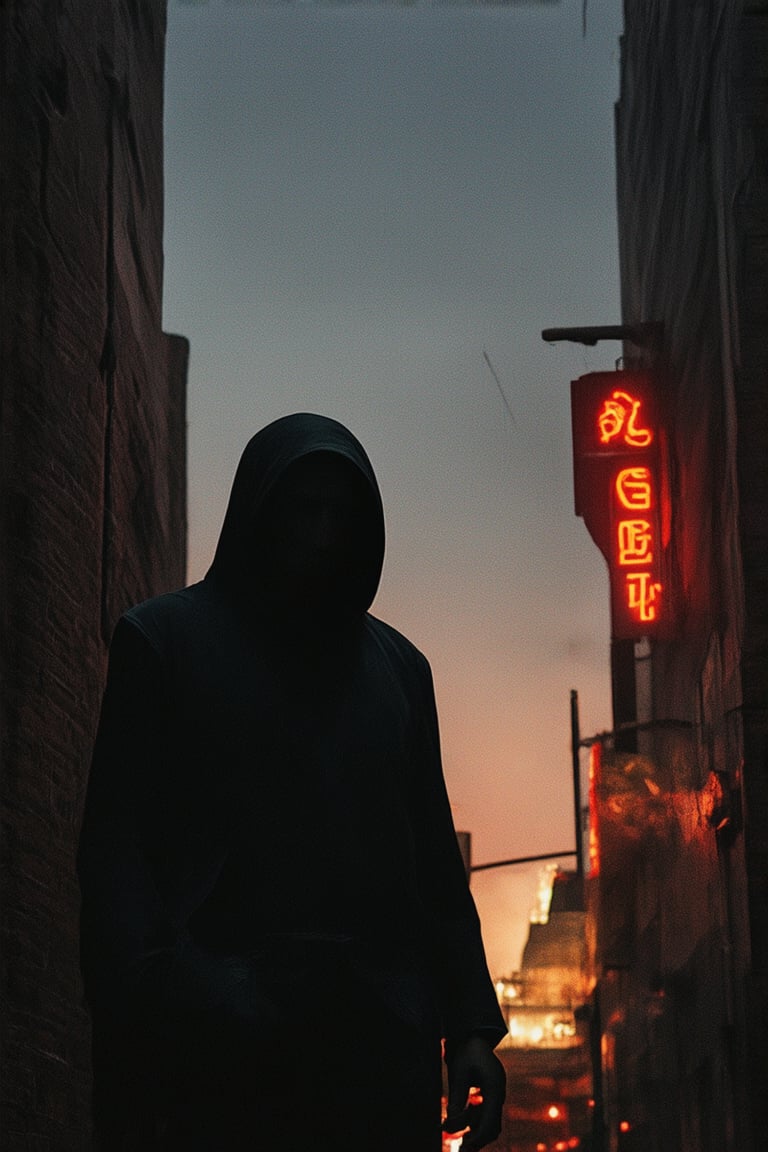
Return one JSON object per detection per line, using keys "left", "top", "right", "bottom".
{"left": 570, "top": 371, "right": 667, "bottom": 640}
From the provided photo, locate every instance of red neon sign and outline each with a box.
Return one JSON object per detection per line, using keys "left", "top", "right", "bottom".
{"left": 571, "top": 372, "right": 667, "bottom": 639}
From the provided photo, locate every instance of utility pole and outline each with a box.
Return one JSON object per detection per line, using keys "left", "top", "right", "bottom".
{"left": 570, "top": 689, "right": 585, "bottom": 877}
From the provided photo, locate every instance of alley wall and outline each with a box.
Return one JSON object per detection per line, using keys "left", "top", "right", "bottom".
{"left": 1, "top": 4, "right": 187, "bottom": 1146}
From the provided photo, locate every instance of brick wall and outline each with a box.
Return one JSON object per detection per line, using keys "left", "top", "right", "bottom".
{"left": 1, "top": 3, "right": 186, "bottom": 1147}
{"left": 595, "top": 2, "right": 768, "bottom": 1149}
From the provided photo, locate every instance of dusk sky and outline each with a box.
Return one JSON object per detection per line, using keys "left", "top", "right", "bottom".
{"left": 162, "top": 0, "right": 624, "bottom": 975}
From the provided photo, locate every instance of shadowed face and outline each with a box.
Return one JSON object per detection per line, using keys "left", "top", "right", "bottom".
{"left": 256, "top": 452, "right": 375, "bottom": 619}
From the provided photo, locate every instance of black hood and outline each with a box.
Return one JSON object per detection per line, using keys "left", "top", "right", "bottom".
{"left": 206, "top": 413, "right": 385, "bottom": 618}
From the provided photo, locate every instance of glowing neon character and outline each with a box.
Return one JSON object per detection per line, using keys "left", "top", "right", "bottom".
{"left": 617, "top": 519, "right": 653, "bottom": 566}
{"left": 615, "top": 466, "right": 652, "bottom": 510}
{"left": 625, "top": 571, "right": 662, "bottom": 622}
{"left": 598, "top": 390, "right": 653, "bottom": 447}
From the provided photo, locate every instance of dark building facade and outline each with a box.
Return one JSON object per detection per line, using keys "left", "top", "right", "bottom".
{"left": 584, "top": 3, "right": 768, "bottom": 1151}
{"left": 1, "top": 5, "right": 186, "bottom": 1147}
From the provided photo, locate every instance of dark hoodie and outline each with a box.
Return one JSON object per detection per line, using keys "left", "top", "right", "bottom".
{"left": 78, "top": 413, "right": 504, "bottom": 1149}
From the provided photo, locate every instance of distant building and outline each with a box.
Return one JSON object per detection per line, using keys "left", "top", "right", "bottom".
{"left": 491, "top": 869, "right": 593, "bottom": 1152}
{"left": 1, "top": 5, "right": 186, "bottom": 1147}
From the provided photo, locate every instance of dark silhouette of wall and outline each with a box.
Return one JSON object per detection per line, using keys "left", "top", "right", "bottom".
{"left": 1, "top": 4, "right": 186, "bottom": 1146}
{"left": 588, "top": 3, "right": 768, "bottom": 1151}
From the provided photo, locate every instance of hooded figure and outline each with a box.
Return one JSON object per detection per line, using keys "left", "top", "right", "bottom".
{"left": 78, "top": 413, "right": 506, "bottom": 1151}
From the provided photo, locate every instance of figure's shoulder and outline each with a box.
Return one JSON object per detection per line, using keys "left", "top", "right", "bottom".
{"left": 363, "top": 613, "right": 433, "bottom": 684}
{"left": 121, "top": 581, "right": 217, "bottom": 653}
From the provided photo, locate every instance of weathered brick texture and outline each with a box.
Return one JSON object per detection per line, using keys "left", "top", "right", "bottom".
{"left": 594, "top": 1, "right": 768, "bottom": 1149}
{"left": 1, "top": 3, "right": 186, "bottom": 1147}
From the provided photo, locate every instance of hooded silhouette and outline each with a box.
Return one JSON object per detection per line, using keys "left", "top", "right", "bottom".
{"left": 78, "top": 414, "right": 505, "bottom": 1151}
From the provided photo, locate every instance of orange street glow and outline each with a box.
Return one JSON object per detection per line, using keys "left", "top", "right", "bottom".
{"left": 588, "top": 742, "right": 601, "bottom": 877}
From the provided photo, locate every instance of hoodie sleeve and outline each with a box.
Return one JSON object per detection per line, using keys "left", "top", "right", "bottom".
{"left": 410, "top": 655, "right": 507, "bottom": 1049}
{"left": 77, "top": 616, "right": 283, "bottom": 1079}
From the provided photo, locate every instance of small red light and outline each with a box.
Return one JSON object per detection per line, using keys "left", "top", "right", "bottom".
{"left": 620, "top": 1119, "right": 631, "bottom": 1133}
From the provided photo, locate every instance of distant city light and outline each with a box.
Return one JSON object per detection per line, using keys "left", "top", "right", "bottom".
{"left": 530, "top": 863, "right": 559, "bottom": 924}
{"left": 504, "top": 1007, "right": 578, "bottom": 1048}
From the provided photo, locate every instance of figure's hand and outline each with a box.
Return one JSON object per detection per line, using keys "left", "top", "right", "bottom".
{"left": 443, "top": 1035, "right": 506, "bottom": 1151}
